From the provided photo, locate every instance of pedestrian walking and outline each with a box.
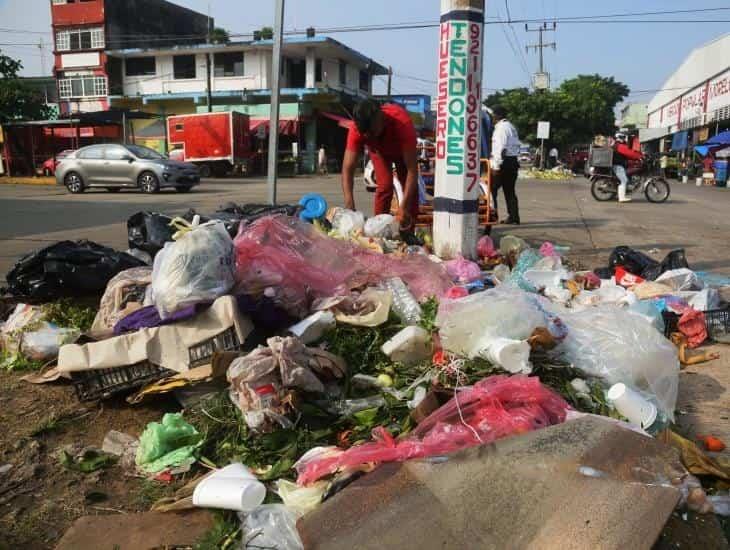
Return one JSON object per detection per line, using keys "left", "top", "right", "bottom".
{"left": 489, "top": 105, "right": 521, "bottom": 225}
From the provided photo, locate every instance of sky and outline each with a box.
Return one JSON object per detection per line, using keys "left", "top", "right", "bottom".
{"left": 1, "top": 0, "right": 729, "bottom": 108}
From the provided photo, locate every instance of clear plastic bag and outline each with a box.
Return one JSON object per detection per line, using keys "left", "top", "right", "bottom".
{"left": 151, "top": 221, "right": 234, "bottom": 319}
{"left": 506, "top": 249, "right": 542, "bottom": 291}
{"left": 363, "top": 214, "right": 399, "bottom": 239}
{"left": 437, "top": 286, "right": 547, "bottom": 359}
{"left": 295, "top": 375, "right": 570, "bottom": 485}
{"left": 241, "top": 505, "right": 303, "bottom": 550}
{"left": 549, "top": 304, "right": 679, "bottom": 420}
{"left": 330, "top": 208, "right": 365, "bottom": 238}
{"left": 21, "top": 325, "right": 79, "bottom": 361}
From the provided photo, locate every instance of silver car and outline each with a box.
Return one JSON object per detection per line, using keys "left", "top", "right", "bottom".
{"left": 56, "top": 143, "right": 200, "bottom": 194}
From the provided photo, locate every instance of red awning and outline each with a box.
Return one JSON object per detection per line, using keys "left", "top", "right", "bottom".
{"left": 320, "top": 112, "right": 353, "bottom": 130}
{"left": 249, "top": 118, "right": 299, "bottom": 136}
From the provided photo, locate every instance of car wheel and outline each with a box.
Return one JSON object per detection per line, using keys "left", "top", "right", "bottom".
{"left": 64, "top": 172, "right": 85, "bottom": 194}
{"left": 138, "top": 171, "right": 160, "bottom": 194}
{"left": 106, "top": 188, "right": 121, "bottom": 193}
{"left": 175, "top": 185, "right": 193, "bottom": 193}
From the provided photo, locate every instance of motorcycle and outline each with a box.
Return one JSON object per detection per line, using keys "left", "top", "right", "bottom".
{"left": 588, "top": 159, "right": 671, "bottom": 203}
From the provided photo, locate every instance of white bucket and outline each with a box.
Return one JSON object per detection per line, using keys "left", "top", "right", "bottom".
{"left": 193, "top": 463, "right": 266, "bottom": 512}
{"left": 607, "top": 383, "right": 657, "bottom": 429}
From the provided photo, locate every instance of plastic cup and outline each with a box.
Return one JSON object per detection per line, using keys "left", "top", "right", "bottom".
{"left": 193, "top": 463, "right": 265, "bottom": 512}
{"left": 607, "top": 383, "right": 657, "bottom": 429}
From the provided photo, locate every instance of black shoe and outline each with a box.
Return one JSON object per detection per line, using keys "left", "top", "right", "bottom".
{"left": 504, "top": 218, "right": 521, "bottom": 225}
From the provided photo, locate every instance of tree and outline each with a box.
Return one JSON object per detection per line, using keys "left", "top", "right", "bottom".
{"left": 485, "top": 74, "right": 629, "bottom": 150}
{"left": 260, "top": 26, "right": 274, "bottom": 40}
{"left": 0, "top": 50, "right": 53, "bottom": 123}
{"left": 209, "top": 27, "right": 230, "bottom": 44}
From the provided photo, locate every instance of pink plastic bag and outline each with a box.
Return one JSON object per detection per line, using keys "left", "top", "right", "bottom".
{"left": 444, "top": 255, "right": 481, "bottom": 283}
{"left": 678, "top": 309, "right": 707, "bottom": 348}
{"left": 234, "top": 216, "right": 452, "bottom": 316}
{"left": 477, "top": 236, "right": 497, "bottom": 259}
{"left": 539, "top": 242, "right": 557, "bottom": 257}
{"left": 296, "top": 375, "right": 570, "bottom": 485}
{"left": 445, "top": 286, "right": 469, "bottom": 299}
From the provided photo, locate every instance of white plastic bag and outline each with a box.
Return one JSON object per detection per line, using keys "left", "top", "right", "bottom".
{"left": 363, "top": 214, "right": 399, "bottom": 239}
{"left": 330, "top": 208, "right": 365, "bottom": 238}
{"left": 549, "top": 304, "right": 679, "bottom": 420}
{"left": 437, "top": 287, "right": 546, "bottom": 359}
{"left": 22, "top": 325, "right": 80, "bottom": 361}
{"left": 151, "top": 221, "right": 234, "bottom": 319}
{"left": 655, "top": 268, "right": 703, "bottom": 291}
{"left": 241, "top": 505, "right": 303, "bottom": 550}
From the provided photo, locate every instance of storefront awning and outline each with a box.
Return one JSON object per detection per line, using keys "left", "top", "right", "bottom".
{"left": 670, "top": 131, "right": 689, "bottom": 152}
{"left": 320, "top": 112, "right": 353, "bottom": 130}
{"left": 249, "top": 118, "right": 300, "bottom": 136}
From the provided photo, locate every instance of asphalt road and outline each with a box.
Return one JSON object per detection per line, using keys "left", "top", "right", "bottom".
{"left": 1, "top": 174, "right": 729, "bottom": 282}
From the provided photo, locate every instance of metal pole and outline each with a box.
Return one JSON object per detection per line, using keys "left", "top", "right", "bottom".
{"left": 387, "top": 66, "right": 392, "bottom": 98}
{"left": 267, "top": 0, "right": 285, "bottom": 205}
{"left": 538, "top": 28, "right": 544, "bottom": 73}
{"left": 122, "top": 110, "right": 127, "bottom": 143}
{"left": 540, "top": 138, "right": 545, "bottom": 170}
{"left": 433, "top": 0, "right": 484, "bottom": 259}
{"left": 206, "top": 53, "right": 213, "bottom": 113}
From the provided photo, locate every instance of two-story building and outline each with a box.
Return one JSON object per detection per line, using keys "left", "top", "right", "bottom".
{"left": 105, "top": 36, "right": 387, "bottom": 171}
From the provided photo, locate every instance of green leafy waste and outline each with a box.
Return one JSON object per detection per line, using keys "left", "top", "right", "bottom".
{"left": 59, "top": 449, "right": 117, "bottom": 473}
{"left": 42, "top": 299, "right": 97, "bottom": 332}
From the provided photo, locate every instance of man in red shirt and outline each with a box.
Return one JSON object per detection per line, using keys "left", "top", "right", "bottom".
{"left": 613, "top": 132, "right": 643, "bottom": 203}
{"left": 341, "top": 99, "right": 419, "bottom": 229}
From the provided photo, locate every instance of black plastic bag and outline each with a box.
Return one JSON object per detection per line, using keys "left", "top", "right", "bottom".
{"left": 644, "top": 249, "right": 690, "bottom": 281}
{"left": 605, "top": 246, "right": 690, "bottom": 281}
{"left": 4, "top": 240, "right": 146, "bottom": 300}
{"left": 127, "top": 212, "right": 177, "bottom": 256}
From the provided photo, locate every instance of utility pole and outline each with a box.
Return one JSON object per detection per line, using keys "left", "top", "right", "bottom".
{"left": 525, "top": 22, "right": 556, "bottom": 89}
{"left": 267, "top": 0, "right": 285, "bottom": 205}
{"left": 387, "top": 66, "right": 392, "bottom": 98}
{"left": 433, "top": 0, "right": 484, "bottom": 259}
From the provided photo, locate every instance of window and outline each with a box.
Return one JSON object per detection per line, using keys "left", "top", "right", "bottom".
{"left": 57, "top": 76, "right": 107, "bottom": 98}
{"left": 315, "top": 59, "right": 322, "bottom": 82}
{"left": 338, "top": 60, "right": 346, "bottom": 86}
{"left": 359, "top": 70, "right": 369, "bottom": 92}
{"left": 55, "top": 27, "right": 104, "bottom": 52}
{"left": 214, "top": 52, "right": 244, "bottom": 77}
{"left": 105, "top": 146, "right": 130, "bottom": 160}
{"left": 175, "top": 123, "right": 184, "bottom": 131}
{"left": 125, "top": 57, "right": 156, "bottom": 77}
{"left": 173, "top": 55, "right": 196, "bottom": 80}
{"left": 77, "top": 145, "right": 104, "bottom": 159}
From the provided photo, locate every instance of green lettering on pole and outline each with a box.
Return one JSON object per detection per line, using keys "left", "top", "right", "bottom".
{"left": 447, "top": 156, "right": 464, "bottom": 175}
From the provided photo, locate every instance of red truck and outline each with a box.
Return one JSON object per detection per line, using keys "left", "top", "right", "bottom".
{"left": 167, "top": 112, "right": 251, "bottom": 177}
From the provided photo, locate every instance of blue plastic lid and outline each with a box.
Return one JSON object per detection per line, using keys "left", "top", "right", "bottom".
{"left": 299, "top": 193, "right": 328, "bottom": 221}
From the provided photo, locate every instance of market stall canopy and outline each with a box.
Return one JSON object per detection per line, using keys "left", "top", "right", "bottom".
{"left": 320, "top": 112, "right": 353, "bottom": 130}
{"left": 704, "top": 130, "right": 730, "bottom": 147}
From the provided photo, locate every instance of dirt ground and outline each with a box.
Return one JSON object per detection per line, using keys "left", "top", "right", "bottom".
{"left": 0, "top": 370, "right": 183, "bottom": 549}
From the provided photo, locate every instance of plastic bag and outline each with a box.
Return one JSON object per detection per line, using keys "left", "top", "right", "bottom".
{"left": 506, "top": 249, "right": 542, "bottom": 291}
{"left": 548, "top": 304, "right": 680, "bottom": 420}
{"left": 127, "top": 212, "right": 177, "bottom": 257}
{"left": 91, "top": 266, "right": 152, "bottom": 332}
{"left": 135, "top": 413, "right": 201, "bottom": 474}
{"left": 655, "top": 268, "right": 703, "bottom": 291}
{"left": 4, "top": 240, "right": 146, "bottom": 300}
{"left": 444, "top": 255, "right": 481, "bottom": 283}
{"left": 437, "top": 286, "right": 547, "bottom": 359}
{"left": 499, "top": 235, "right": 527, "bottom": 257}
{"left": 477, "top": 236, "right": 497, "bottom": 259}
{"left": 275, "top": 479, "right": 328, "bottom": 515}
{"left": 295, "top": 375, "right": 570, "bottom": 485}
{"left": 151, "top": 220, "right": 234, "bottom": 319}
{"left": 608, "top": 246, "right": 689, "bottom": 281}
{"left": 21, "top": 325, "right": 79, "bottom": 361}
{"left": 241, "top": 505, "right": 303, "bottom": 550}
{"left": 364, "top": 214, "right": 399, "bottom": 239}
{"left": 233, "top": 216, "right": 452, "bottom": 317}
{"left": 330, "top": 208, "right": 365, "bottom": 238}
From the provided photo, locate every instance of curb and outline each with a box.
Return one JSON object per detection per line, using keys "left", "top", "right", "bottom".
{"left": 0, "top": 177, "right": 57, "bottom": 186}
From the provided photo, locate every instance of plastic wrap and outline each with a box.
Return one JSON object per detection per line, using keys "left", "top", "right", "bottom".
{"left": 549, "top": 305, "right": 679, "bottom": 420}
{"left": 295, "top": 375, "right": 570, "bottom": 485}
{"left": 241, "top": 505, "right": 303, "bottom": 550}
{"left": 436, "top": 286, "right": 547, "bottom": 359}
{"left": 92, "top": 266, "right": 152, "bottom": 332}
{"left": 21, "top": 326, "right": 79, "bottom": 361}
{"left": 506, "top": 249, "right": 542, "bottom": 291}
{"left": 444, "top": 256, "right": 482, "bottom": 283}
{"left": 363, "top": 214, "right": 399, "bottom": 239}
{"left": 233, "top": 216, "right": 452, "bottom": 317}
{"left": 330, "top": 208, "right": 365, "bottom": 238}
{"left": 151, "top": 221, "right": 234, "bottom": 319}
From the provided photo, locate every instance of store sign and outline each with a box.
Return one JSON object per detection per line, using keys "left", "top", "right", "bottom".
{"left": 680, "top": 85, "right": 706, "bottom": 122}
{"left": 662, "top": 99, "right": 680, "bottom": 126}
{"left": 707, "top": 69, "right": 730, "bottom": 113}
{"left": 435, "top": 14, "right": 482, "bottom": 192}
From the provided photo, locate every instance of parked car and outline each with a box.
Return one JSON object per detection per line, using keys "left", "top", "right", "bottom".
{"left": 56, "top": 143, "right": 200, "bottom": 194}
{"left": 41, "top": 149, "right": 74, "bottom": 176}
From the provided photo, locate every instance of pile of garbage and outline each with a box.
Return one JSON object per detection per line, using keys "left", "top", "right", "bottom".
{"left": 524, "top": 167, "right": 575, "bottom": 180}
{"left": 2, "top": 199, "right": 730, "bottom": 548}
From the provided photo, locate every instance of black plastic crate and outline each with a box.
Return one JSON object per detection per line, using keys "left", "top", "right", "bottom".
{"left": 72, "top": 362, "right": 172, "bottom": 402}
{"left": 188, "top": 326, "right": 242, "bottom": 368}
{"left": 663, "top": 306, "right": 730, "bottom": 340}
{"left": 72, "top": 326, "right": 242, "bottom": 401}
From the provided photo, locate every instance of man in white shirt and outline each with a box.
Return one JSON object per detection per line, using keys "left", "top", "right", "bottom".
{"left": 549, "top": 146, "right": 559, "bottom": 168}
{"left": 489, "top": 105, "right": 521, "bottom": 225}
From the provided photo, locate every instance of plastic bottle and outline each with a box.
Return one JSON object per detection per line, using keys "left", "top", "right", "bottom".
{"left": 383, "top": 277, "right": 422, "bottom": 325}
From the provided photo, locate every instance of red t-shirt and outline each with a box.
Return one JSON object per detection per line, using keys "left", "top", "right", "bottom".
{"left": 345, "top": 103, "right": 417, "bottom": 160}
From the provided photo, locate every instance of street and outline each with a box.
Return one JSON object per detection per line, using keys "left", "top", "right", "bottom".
{"left": 1, "top": 175, "right": 729, "bottom": 281}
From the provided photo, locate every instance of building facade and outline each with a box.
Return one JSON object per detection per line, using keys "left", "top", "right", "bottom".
{"left": 50, "top": 0, "right": 210, "bottom": 114}
{"left": 618, "top": 103, "right": 648, "bottom": 130}
{"left": 642, "top": 34, "right": 730, "bottom": 153}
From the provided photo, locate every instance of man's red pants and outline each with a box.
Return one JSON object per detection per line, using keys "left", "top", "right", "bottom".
{"left": 370, "top": 154, "right": 419, "bottom": 225}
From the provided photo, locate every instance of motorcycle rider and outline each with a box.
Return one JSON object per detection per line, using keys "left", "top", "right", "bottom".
{"left": 613, "top": 132, "right": 643, "bottom": 203}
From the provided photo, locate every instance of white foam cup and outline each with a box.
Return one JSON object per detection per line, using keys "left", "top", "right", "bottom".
{"left": 607, "top": 383, "right": 657, "bottom": 429}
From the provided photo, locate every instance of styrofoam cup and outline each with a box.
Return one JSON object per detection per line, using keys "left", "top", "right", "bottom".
{"left": 215, "top": 462, "right": 257, "bottom": 480}
{"left": 479, "top": 337, "right": 531, "bottom": 374}
{"left": 193, "top": 475, "right": 266, "bottom": 512}
{"left": 607, "top": 383, "right": 657, "bottom": 429}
